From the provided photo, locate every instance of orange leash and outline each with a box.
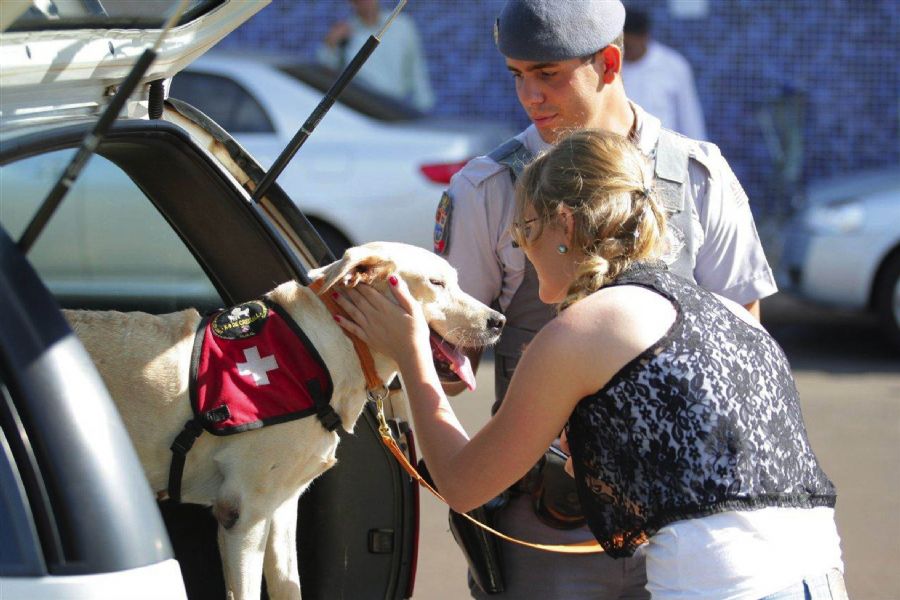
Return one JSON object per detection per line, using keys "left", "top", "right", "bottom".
{"left": 310, "top": 279, "right": 604, "bottom": 554}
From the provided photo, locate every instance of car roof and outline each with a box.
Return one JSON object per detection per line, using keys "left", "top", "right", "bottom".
{"left": 0, "top": 0, "right": 269, "bottom": 132}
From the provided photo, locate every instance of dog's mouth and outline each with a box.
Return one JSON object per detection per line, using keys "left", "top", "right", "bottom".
{"left": 429, "top": 330, "right": 476, "bottom": 391}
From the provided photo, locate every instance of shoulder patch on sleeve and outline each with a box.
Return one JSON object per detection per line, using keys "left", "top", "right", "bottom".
{"left": 433, "top": 191, "right": 453, "bottom": 255}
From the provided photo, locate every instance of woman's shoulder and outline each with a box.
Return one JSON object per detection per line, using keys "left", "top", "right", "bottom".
{"left": 558, "top": 284, "right": 676, "bottom": 334}
{"left": 535, "top": 285, "right": 678, "bottom": 394}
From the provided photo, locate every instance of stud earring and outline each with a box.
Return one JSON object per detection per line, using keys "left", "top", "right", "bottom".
{"left": 557, "top": 244, "right": 568, "bottom": 254}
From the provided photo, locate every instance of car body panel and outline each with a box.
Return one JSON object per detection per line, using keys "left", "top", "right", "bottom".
{"left": 777, "top": 167, "right": 900, "bottom": 309}
{"left": 1, "top": 560, "right": 187, "bottom": 600}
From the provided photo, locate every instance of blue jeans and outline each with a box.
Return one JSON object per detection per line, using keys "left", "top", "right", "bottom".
{"left": 761, "top": 569, "right": 849, "bottom": 600}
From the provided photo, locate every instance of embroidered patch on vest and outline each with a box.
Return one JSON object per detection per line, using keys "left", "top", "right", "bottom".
{"left": 211, "top": 300, "right": 268, "bottom": 339}
{"left": 433, "top": 190, "right": 453, "bottom": 255}
{"left": 191, "top": 301, "right": 334, "bottom": 435}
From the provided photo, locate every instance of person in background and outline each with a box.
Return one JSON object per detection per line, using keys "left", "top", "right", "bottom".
{"left": 335, "top": 128, "right": 846, "bottom": 600}
{"left": 316, "top": 0, "right": 435, "bottom": 112}
{"left": 430, "top": 0, "right": 777, "bottom": 597}
{"left": 621, "top": 8, "right": 707, "bottom": 141}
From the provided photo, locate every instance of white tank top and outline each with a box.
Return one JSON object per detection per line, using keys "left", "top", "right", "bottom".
{"left": 644, "top": 507, "right": 843, "bottom": 599}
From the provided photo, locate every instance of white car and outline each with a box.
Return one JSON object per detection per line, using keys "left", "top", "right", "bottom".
{"left": 0, "top": 50, "right": 512, "bottom": 307}
{"left": 170, "top": 52, "right": 514, "bottom": 253}
{"left": 776, "top": 166, "right": 900, "bottom": 348}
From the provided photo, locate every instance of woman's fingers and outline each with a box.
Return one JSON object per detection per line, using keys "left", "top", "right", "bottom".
{"left": 333, "top": 311, "right": 367, "bottom": 342}
{"left": 332, "top": 287, "right": 372, "bottom": 327}
{"left": 387, "top": 274, "right": 418, "bottom": 314}
{"left": 559, "top": 429, "right": 574, "bottom": 478}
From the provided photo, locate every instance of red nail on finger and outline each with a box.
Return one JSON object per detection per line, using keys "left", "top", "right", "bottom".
{"left": 389, "top": 275, "right": 398, "bottom": 286}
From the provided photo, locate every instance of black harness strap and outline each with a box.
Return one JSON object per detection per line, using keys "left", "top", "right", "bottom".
{"left": 309, "top": 379, "right": 341, "bottom": 432}
{"left": 167, "top": 419, "right": 204, "bottom": 503}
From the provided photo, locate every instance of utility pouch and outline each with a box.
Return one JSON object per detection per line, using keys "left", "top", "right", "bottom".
{"left": 531, "top": 449, "right": 586, "bottom": 530}
{"left": 418, "top": 459, "right": 506, "bottom": 594}
{"left": 448, "top": 494, "right": 508, "bottom": 594}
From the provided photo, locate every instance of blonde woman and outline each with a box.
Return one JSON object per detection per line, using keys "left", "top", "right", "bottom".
{"left": 334, "top": 130, "right": 846, "bottom": 600}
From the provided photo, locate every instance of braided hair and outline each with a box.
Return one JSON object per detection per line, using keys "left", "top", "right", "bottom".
{"left": 513, "top": 129, "right": 667, "bottom": 311}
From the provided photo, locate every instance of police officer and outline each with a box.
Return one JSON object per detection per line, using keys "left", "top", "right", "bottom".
{"left": 433, "top": 1, "right": 777, "bottom": 598}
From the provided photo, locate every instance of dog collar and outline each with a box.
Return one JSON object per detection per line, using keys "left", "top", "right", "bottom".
{"left": 308, "top": 279, "right": 388, "bottom": 402}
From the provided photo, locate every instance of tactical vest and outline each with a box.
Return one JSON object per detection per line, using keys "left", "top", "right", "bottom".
{"left": 489, "top": 130, "right": 699, "bottom": 409}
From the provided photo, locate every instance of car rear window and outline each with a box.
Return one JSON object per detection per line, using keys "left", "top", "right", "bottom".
{"left": 277, "top": 62, "right": 426, "bottom": 123}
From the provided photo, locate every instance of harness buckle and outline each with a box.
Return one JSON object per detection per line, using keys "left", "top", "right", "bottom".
{"left": 316, "top": 406, "right": 342, "bottom": 432}
{"left": 170, "top": 419, "right": 204, "bottom": 455}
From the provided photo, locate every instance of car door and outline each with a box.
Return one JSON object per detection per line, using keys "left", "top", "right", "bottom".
{"left": 0, "top": 224, "right": 187, "bottom": 600}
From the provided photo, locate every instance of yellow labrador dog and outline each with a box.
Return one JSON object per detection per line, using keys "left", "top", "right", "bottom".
{"left": 65, "top": 242, "right": 504, "bottom": 600}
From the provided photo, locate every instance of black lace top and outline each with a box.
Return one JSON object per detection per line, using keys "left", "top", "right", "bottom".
{"left": 567, "top": 262, "right": 836, "bottom": 558}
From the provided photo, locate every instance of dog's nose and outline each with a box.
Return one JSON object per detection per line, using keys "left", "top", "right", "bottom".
{"left": 487, "top": 313, "right": 506, "bottom": 332}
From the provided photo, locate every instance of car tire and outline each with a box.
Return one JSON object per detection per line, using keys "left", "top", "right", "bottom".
{"left": 874, "top": 251, "right": 900, "bottom": 351}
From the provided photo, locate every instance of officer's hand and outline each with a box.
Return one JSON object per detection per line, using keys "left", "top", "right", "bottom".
{"left": 560, "top": 429, "right": 574, "bottom": 478}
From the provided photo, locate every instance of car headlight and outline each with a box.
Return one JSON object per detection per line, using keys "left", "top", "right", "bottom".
{"left": 803, "top": 199, "right": 865, "bottom": 234}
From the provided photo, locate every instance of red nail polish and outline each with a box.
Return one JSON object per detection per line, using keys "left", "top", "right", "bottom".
{"left": 331, "top": 292, "right": 340, "bottom": 300}
{"left": 389, "top": 275, "right": 398, "bottom": 286}
{"left": 333, "top": 315, "right": 341, "bottom": 323}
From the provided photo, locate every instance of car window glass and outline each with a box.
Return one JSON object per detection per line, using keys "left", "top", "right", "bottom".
{"left": 170, "top": 72, "right": 275, "bottom": 134}
{"left": 0, "top": 151, "right": 221, "bottom": 312}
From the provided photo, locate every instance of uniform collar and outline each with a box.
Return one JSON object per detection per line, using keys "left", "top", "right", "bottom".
{"left": 630, "top": 100, "right": 662, "bottom": 158}
{"left": 521, "top": 103, "right": 661, "bottom": 160}
{"left": 521, "top": 124, "right": 553, "bottom": 156}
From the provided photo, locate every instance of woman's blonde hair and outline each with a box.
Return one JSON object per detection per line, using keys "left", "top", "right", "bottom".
{"left": 513, "top": 129, "right": 666, "bottom": 310}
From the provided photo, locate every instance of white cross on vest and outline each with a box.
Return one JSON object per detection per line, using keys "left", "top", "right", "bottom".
{"left": 237, "top": 346, "right": 278, "bottom": 386}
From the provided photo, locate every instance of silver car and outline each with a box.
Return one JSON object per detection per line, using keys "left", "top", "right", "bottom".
{"left": 777, "top": 166, "right": 900, "bottom": 349}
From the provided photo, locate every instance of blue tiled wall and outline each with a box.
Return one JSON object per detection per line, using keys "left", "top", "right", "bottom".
{"left": 221, "top": 0, "right": 899, "bottom": 220}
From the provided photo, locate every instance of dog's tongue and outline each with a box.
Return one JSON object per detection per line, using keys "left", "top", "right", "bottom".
{"left": 429, "top": 332, "right": 476, "bottom": 391}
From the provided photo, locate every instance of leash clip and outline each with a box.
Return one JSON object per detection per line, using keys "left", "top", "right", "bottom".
{"left": 368, "top": 385, "right": 393, "bottom": 438}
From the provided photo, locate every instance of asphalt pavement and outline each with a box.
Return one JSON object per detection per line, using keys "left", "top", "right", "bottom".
{"left": 413, "top": 293, "right": 900, "bottom": 599}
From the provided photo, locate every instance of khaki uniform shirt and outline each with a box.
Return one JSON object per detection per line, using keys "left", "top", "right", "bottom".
{"left": 443, "top": 103, "right": 777, "bottom": 311}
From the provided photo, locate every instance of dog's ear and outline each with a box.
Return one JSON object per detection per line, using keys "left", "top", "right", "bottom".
{"left": 315, "top": 246, "right": 397, "bottom": 292}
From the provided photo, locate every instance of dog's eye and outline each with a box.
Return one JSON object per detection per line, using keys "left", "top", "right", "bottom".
{"left": 429, "top": 279, "right": 446, "bottom": 288}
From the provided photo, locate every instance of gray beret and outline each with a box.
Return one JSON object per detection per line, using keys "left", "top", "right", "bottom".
{"left": 495, "top": 0, "right": 626, "bottom": 61}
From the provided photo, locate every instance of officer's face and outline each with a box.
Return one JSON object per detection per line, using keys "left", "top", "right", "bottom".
{"left": 506, "top": 55, "right": 605, "bottom": 143}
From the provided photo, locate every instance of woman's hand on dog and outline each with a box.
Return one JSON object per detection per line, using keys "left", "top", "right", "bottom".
{"left": 332, "top": 274, "right": 431, "bottom": 368}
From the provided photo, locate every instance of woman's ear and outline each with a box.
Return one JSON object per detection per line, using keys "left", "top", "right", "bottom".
{"left": 557, "top": 206, "right": 576, "bottom": 244}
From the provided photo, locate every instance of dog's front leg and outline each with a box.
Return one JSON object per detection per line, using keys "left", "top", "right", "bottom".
{"left": 217, "top": 510, "right": 269, "bottom": 600}
{"left": 263, "top": 491, "right": 303, "bottom": 600}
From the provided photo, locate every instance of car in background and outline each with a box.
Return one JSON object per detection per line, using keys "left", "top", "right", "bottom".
{"left": 777, "top": 166, "right": 900, "bottom": 349}
{"left": 1, "top": 1, "right": 418, "bottom": 598}
{"left": 170, "top": 51, "right": 514, "bottom": 254}
{"left": 0, "top": 51, "right": 513, "bottom": 309}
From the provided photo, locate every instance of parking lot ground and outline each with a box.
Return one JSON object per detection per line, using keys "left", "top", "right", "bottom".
{"left": 413, "top": 294, "right": 900, "bottom": 600}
